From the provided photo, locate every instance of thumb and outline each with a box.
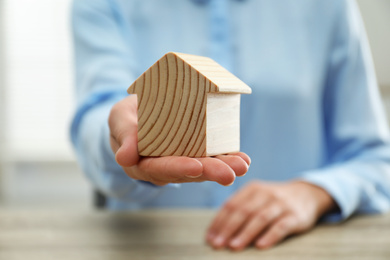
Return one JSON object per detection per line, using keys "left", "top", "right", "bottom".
{"left": 109, "top": 96, "right": 140, "bottom": 167}
{"left": 115, "top": 134, "right": 139, "bottom": 167}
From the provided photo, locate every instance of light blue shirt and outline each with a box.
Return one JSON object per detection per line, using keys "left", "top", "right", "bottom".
{"left": 71, "top": 0, "right": 390, "bottom": 221}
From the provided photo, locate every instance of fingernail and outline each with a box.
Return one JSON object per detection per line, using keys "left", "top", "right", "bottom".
{"left": 213, "top": 236, "right": 225, "bottom": 247}
{"left": 256, "top": 239, "right": 268, "bottom": 249}
{"left": 241, "top": 165, "right": 249, "bottom": 177}
{"left": 225, "top": 179, "right": 235, "bottom": 186}
{"left": 185, "top": 173, "right": 203, "bottom": 178}
{"left": 229, "top": 238, "right": 242, "bottom": 248}
{"left": 206, "top": 232, "right": 215, "bottom": 241}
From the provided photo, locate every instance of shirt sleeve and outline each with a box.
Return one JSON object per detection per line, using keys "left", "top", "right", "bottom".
{"left": 301, "top": 0, "right": 390, "bottom": 222}
{"left": 70, "top": 0, "right": 175, "bottom": 201}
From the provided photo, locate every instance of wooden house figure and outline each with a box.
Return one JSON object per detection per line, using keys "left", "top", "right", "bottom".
{"left": 128, "top": 52, "right": 252, "bottom": 157}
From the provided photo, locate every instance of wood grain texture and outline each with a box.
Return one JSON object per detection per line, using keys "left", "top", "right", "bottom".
{"left": 1, "top": 210, "right": 389, "bottom": 260}
{"left": 128, "top": 52, "right": 251, "bottom": 157}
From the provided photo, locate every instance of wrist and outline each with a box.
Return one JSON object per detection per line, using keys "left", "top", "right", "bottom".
{"left": 294, "top": 181, "right": 338, "bottom": 218}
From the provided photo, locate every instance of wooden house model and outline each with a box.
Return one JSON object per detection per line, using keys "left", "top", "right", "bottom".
{"left": 128, "top": 52, "right": 252, "bottom": 157}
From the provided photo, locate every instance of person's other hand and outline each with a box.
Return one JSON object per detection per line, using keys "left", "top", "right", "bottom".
{"left": 206, "top": 181, "right": 336, "bottom": 250}
{"left": 109, "top": 95, "right": 251, "bottom": 186}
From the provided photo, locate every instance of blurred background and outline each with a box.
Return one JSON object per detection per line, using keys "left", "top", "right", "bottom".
{"left": 0, "top": 0, "right": 389, "bottom": 210}
{"left": 0, "top": 0, "right": 91, "bottom": 209}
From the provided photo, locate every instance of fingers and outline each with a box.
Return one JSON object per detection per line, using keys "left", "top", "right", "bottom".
{"left": 137, "top": 156, "right": 203, "bottom": 185}
{"left": 255, "top": 214, "right": 300, "bottom": 249}
{"left": 229, "top": 152, "right": 251, "bottom": 166}
{"left": 207, "top": 185, "right": 265, "bottom": 249}
{"left": 207, "top": 183, "right": 257, "bottom": 240}
{"left": 215, "top": 154, "right": 248, "bottom": 177}
{"left": 207, "top": 204, "right": 254, "bottom": 249}
{"left": 196, "top": 157, "right": 236, "bottom": 186}
{"left": 208, "top": 197, "right": 289, "bottom": 251}
{"left": 229, "top": 202, "right": 284, "bottom": 251}
{"left": 126, "top": 152, "right": 250, "bottom": 186}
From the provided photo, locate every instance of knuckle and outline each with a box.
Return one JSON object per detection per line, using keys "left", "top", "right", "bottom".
{"left": 275, "top": 220, "right": 289, "bottom": 231}
{"left": 275, "top": 217, "right": 296, "bottom": 233}
{"left": 236, "top": 205, "right": 252, "bottom": 217}
{"left": 254, "top": 211, "right": 271, "bottom": 222}
{"left": 293, "top": 212, "right": 305, "bottom": 223}
{"left": 223, "top": 201, "right": 237, "bottom": 212}
{"left": 296, "top": 210, "right": 311, "bottom": 224}
{"left": 290, "top": 215, "right": 305, "bottom": 230}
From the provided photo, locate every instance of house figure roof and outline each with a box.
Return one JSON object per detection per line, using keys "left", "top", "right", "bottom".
{"left": 128, "top": 52, "right": 252, "bottom": 95}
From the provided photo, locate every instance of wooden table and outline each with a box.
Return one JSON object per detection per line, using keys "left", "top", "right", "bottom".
{"left": 0, "top": 210, "right": 389, "bottom": 260}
